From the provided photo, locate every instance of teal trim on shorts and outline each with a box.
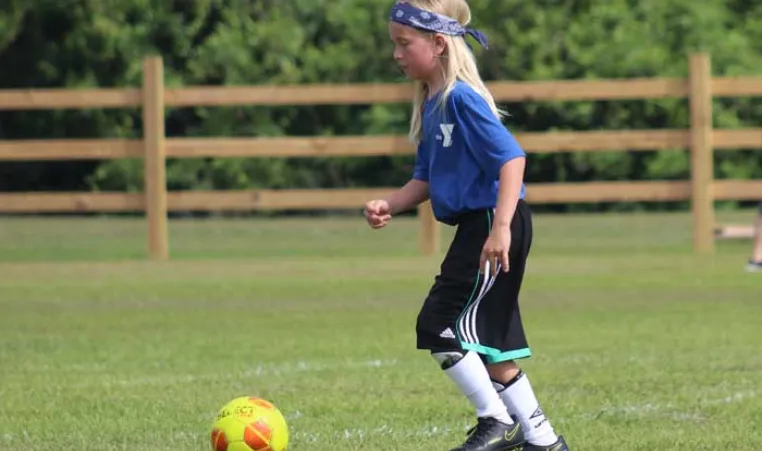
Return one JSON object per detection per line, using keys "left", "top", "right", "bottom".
{"left": 461, "top": 342, "right": 532, "bottom": 363}
{"left": 485, "top": 347, "right": 532, "bottom": 363}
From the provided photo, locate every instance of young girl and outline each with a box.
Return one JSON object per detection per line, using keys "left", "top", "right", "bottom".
{"left": 364, "top": 1, "right": 569, "bottom": 450}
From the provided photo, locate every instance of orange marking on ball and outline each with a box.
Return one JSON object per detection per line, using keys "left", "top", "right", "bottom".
{"left": 211, "top": 428, "right": 228, "bottom": 451}
{"left": 250, "top": 398, "right": 274, "bottom": 410}
{"left": 244, "top": 420, "right": 272, "bottom": 450}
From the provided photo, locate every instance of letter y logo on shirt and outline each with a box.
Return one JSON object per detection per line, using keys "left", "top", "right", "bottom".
{"left": 439, "top": 123, "right": 454, "bottom": 148}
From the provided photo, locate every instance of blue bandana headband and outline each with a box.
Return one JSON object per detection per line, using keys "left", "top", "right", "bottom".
{"left": 389, "top": 1, "right": 489, "bottom": 49}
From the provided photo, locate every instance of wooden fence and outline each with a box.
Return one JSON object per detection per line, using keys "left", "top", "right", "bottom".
{"left": 1, "top": 53, "right": 761, "bottom": 260}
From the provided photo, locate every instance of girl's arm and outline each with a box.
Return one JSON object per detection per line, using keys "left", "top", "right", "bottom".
{"left": 386, "top": 179, "right": 430, "bottom": 215}
{"left": 493, "top": 157, "right": 526, "bottom": 229}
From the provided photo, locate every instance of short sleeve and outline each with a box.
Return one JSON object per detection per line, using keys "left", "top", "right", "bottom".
{"left": 453, "top": 88, "right": 526, "bottom": 180}
{"left": 412, "top": 141, "right": 429, "bottom": 182}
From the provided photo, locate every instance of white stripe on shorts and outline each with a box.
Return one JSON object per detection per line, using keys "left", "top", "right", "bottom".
{"left": 457, "top": 260, "right": 500, "bottom": 345}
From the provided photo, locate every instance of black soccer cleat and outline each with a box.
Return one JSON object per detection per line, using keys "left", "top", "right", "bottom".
{"left": 521, "top": 435, "right": 569, "bottom": 451}
{"left": 449, "top": 416, "right": 525, "bottom": 451}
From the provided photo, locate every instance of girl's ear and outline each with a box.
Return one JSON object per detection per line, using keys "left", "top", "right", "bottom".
{"left": 433, "top": 34, "right": 447, "bottom": 56}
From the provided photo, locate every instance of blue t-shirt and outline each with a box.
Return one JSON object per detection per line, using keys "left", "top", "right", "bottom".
{"left": 412, "top": 81, "right": 527, "bottom": 223}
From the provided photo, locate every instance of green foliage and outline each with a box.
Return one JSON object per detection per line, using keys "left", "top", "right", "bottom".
{"left": 1, "top": 0, "right": 761, "bottom": 211}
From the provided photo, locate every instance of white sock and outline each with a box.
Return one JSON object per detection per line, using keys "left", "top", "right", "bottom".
{"left": 442, "top": 351, "right": 513, "bottom": 424}
{"left": 493, "top": 372, "right": 557, "bottom": 446}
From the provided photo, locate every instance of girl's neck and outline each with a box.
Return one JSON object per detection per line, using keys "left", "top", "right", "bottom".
{"left": 424, "top": 71, "right": 446, "bottom": 99}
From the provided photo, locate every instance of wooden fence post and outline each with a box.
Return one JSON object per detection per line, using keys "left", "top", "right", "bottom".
{"left": 142, "top": 56, "right": 169, "bottom": 261}
{"left": 418, "top": 201, "right": 440, "bottom": 255}
{"left": 688, "top": 53, "right": 715, "bottom": 253}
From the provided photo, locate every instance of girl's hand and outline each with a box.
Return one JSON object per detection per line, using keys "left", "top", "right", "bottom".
{"left": 480, "top": 225, "right": 511, "bottom": 276}
{"left": 364, "top": 200, "right": 392, "bottom": 229}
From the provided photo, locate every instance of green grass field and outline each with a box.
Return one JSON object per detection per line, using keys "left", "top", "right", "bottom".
{"left": 1, "top": 210, "right": 761, "bottom": 450}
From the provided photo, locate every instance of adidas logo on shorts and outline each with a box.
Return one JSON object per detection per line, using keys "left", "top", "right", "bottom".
{"left": 439, "top": 328, "right": 456, "bottom": 339}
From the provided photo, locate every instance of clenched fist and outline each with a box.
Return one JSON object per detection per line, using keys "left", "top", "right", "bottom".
{"left": 364, "top": 200, "right": 392, "bottom": 229}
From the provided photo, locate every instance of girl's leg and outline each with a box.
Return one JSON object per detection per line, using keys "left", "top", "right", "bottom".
{"left": 488, "top": 360, "right": 560, "bottom": 447}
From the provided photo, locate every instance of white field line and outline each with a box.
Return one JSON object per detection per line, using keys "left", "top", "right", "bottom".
{"left": 273, "top": 390, "right": 761, "bottom": 444}
{"left": 257, "top": 390, "right": 761, "bottom": 442}
{"left": 13, "top": 352, "right": 654, "bottom": 379}
{"left": 587, "top": 390, "right": 758, "bottom": 422}
{"left": 68, "top": 358, "right": 399, "bottom": 389}
{"left": 290, "top": 422, "right": 475, "bottom": 444}
{"left": 62, "top": 353, "right": 599, "bottom": 390}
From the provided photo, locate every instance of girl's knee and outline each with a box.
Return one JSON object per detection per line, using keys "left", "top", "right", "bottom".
{"left": 486, "top": 359, "right": 521, "bottom": 383}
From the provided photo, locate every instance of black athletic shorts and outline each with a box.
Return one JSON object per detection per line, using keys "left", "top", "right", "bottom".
{"left": 416, "top": 200, "right": 533, "bottom": 364}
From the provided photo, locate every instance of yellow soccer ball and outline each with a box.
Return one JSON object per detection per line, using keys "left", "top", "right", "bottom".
{"left": 210, "top": 396, "right": 289, "bottom": 451}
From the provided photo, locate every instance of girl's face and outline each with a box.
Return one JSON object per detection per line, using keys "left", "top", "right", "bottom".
{"left": 389, "top": 22, "right": 445, "bottom": 83}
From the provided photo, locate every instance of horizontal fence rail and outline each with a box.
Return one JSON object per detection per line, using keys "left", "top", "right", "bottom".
{"left": 2, "top": 180, "right": 760, "bottom": 213}
{"left": 2, "top": 76, "right": 761, "bottom": 110}
{"left": 1, "top": 129, "right": 761, "bottom": 161}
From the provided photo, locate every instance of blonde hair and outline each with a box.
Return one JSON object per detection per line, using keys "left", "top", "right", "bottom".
{"left": 403, "top": 0, "right": 505, "bottom": 144}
